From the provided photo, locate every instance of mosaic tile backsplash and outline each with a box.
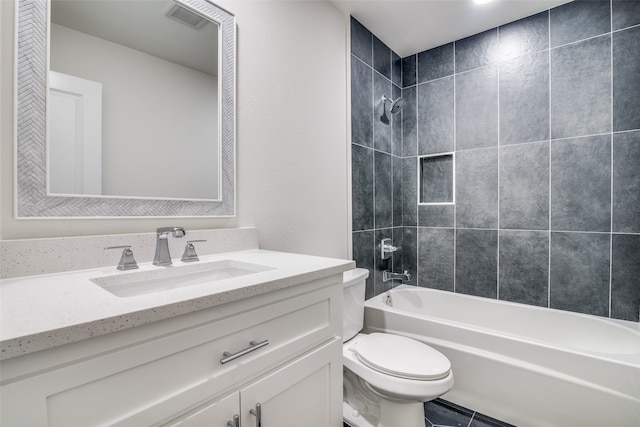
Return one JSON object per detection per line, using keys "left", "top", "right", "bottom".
{"left": 351, "top": 0, "right": 640, "bottom": 321}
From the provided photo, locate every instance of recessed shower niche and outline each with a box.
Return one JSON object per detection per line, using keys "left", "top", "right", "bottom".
{"left": 419, "top": 153, "right": 455, "bottom": 205}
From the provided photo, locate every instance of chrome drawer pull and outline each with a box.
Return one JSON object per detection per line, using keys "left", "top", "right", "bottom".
{"left": 220, "top": 339, "right": 269, "bottom": 364}
{"left": 227, "top": 414, "right": 239, "bottom": 427}
{"left": 249, "top": 403, "right": 262, "bottom": 427}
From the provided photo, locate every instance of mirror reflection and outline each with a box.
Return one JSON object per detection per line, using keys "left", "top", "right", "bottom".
{"left": 49, "top": 0, "right": 220, "bottom": 200}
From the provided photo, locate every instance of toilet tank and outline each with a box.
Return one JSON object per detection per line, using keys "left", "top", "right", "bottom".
{"left": 343, "top": 268, "right": 369, "bottom": 342}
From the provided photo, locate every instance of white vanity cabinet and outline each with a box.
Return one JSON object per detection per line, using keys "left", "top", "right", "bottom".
{"left": 167, "top": 339, "right": 341, "bottom": 427}
{"left": 0, "top": 275, "right": 343, "bottom": 427}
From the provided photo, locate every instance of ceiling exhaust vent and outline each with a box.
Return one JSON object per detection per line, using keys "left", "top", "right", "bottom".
{"left": 165, "top": 3, "right": 208, "bottom": 30}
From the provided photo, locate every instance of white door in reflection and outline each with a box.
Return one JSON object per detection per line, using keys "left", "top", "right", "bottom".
{"left": 48, "top": 71, "right": 102, "bottom": 195}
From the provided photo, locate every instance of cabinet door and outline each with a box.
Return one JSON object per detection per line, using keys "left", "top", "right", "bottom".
{"left": 165, "top": 391, "right": 239, "bottom": 427}
{"left": 241, "top": 338, "right": 342, "bottom": 427}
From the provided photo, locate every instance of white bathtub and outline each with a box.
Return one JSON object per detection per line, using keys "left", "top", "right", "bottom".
{"left": 363, "top": 285, "right": 640, "bottom": 427}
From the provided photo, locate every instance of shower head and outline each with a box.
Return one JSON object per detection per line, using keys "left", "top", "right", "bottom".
{"left": 381, "top": 95, "right": 405, "bottom": 114}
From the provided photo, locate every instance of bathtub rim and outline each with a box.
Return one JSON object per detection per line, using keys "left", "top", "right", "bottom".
{"left": 365, "top": 285, "right": 640, "bottom": 363}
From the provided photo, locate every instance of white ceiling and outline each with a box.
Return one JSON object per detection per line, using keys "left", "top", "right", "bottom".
{"left": 51, "top": 0, "right": 219, "bottom": 76}
{"left": 329, "top": 0, "right": 573, "bottom": 58}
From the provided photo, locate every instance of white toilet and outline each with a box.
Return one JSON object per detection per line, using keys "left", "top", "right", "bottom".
{"left": 342, "top": 268, "right": 454, "bottom": 427}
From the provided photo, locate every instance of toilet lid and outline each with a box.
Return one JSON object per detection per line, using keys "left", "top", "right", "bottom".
{"left": 353, "top": 333, "right": 451, "bottom": 380}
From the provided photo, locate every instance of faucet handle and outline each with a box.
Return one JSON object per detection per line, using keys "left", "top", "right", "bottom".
{"left": 105, "top": 246, "right": 139, "bottom": 271}
{"left": 181, "top": 240, "right": 207, "bottom": 263}
{"left": 381, "top": 238, "right": 400, "bottom": 260}
{"left": 156, "top": 227, "right": 186, "bottom": 238}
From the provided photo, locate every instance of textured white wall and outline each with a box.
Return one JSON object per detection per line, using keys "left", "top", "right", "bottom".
{"left": 217, "top": 0, "right": 350, "bottom": 258}
{"left": 0, "top": 1, "right": 349, "bottom": 259}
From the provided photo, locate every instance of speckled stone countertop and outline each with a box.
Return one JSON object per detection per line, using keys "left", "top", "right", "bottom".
{"left": 0, "top": 249, "right": 354, "bottom": 360}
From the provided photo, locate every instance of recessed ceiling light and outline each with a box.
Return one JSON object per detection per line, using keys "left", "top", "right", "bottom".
{"left": 474, "top": 0, "right": 494, "bottom": 4}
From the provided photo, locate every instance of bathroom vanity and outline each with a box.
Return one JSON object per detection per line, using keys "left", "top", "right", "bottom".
{"left": 0, "top": 249, "right": 353, "bottom": 426}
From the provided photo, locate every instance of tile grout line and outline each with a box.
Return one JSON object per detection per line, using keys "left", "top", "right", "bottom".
{"left": 548, "top": 9, "right": 553, "bottom": 309}
{"left": 452, "top": 40, "right": 457, "bottom": 294}
{"left": 415, "top": 83, "right": 420, "bottom": 283}
{"left": 400, "top": 54, "right": 406, "bottom": 279}
{"left": 415, "top": 51, "right": 420, "bottom": 286}
{"left": 354, "top": 127, "right": 640, "bottom": 160}
{"left": 370, "top": 33, "right": 377, "bottom": 286}
{"left": 609, "top": 0, "right": 614, "bottom": 319}
{"left": 353, "top": 52, "right": 399, "bottom": 91}
{"left": 466, "top": 411, "right": 477, "bottom": 427}
{"left": 370, "top": 33, "right": 378, "bottom": 241}
{"left": 355, "top": 226, "right": 640, "bottom": 236}
{"left": 399, "top": 22, "right": 640, "bottom": 92}
{"left": 496, "top": 25, "right": 501, "bottom": 301}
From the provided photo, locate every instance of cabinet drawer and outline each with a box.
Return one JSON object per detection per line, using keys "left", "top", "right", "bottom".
{"left": 0, "top": 284, "right": 341, "bottom": 427}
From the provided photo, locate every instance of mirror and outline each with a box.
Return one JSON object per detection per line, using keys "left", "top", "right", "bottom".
{"left": 49, "top": 0, "right": 220, "bottom": 200}
{"left": 15, "top": 0, "right": 235, "bottom": 217}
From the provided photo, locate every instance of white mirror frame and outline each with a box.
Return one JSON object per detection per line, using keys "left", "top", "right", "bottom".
{"left": 15, "top": 0, "right": 235, "bottom": 217}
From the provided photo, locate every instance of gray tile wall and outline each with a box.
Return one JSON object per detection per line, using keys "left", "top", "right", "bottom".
{"left": 350, "top": 18, "right": 405, "bottom": 299}
{"left": 351, "top": 0, "right": 640, "bottom": 321}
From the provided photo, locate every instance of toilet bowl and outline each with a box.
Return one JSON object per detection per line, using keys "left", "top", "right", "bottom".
{"left": 342, "top": 269, "right": 454, "bottom": 427}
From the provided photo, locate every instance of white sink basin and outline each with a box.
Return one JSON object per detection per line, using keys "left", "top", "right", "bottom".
{"left": 91, "top": 260, "right": 275, "bottom": 298}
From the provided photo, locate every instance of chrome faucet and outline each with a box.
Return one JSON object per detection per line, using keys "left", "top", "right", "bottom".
{"left": 382, "top": 270, "right": 411, "bottom": 283}
{"left": 153, "top": 227, "right": 186, "bottom": 266}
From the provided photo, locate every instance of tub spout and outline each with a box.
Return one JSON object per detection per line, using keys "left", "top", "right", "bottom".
{"left": 383, "top": 270, "right": 411, "bottom": 282}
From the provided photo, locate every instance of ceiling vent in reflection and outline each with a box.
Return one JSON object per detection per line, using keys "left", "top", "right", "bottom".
{"left": 165, "top": 3, "right": 208, "bottom": 30}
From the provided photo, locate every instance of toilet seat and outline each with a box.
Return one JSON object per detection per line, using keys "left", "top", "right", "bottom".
{"left": 352, "top": 333, "right": 450, "bottom": 380}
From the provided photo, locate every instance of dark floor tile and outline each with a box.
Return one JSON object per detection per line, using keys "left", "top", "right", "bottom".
{"left": 456, "top": 67, "right": 499, "bottom": 150}
{"left": 418, "top": 228, "right": 454, "bottom": 291}
{"left": 550, "top": 0, "right": 611, "bottom": 47}
{"left": 418, "top": 76, "right": 454, "bottom": 155}
{"left": 499, "top": 11, "right": 549, "bottom": 61}
{"left": 350, "top": 17, "right": 372, "bottom": 65}
{"left": 550, "top": 135, "right": 611, "bottom": 232}
{"left": 613, "top": 25, "right": 640, "bottom": 132}
{"left": 499, "top": 230, "right": 549, "bottom": 307}
{"left": 351, "top": 144, "right": 374, "bottom": 231}
{"left": 455, "top": 28, "right": 498, "bottom": 73}
{"left": 418, "top": 42, "right": 454, "bottom": 83}
{"left": 425, "top": 399, "right": 474, "bottom": 427}
{"left": 351, "top": 56, "right": 373, "bottom": 146}
{"left": 373, "top": 35, "right": 391, "bottom": 79}
{"left": 550, "top": 232, "right": 610, "bottom": 316}
{"left": 499, "top": 142, "right": 549, "bottom": 230}
{"left": 499, "top": 52, "right": 549, "bottom": 145}
{"left": 374, "top": 151, "right": 392, "bottom": 228}
{"left": 403, "top": 54, "right": 417, "bottom": 87}
{"left": 613, "top": 130, "right": 640, "bottom": 233}
{"left": 550, "top": 35, "right": 611, "bottom": 139}
{"left": 613, "top": 0, "right": 640, "bottom": 31}
{"left": 456, "top": 148, "right": 499, "bottom": 229}
{"left": 469, "top": 412, "right": 517, "bottom": 427}
{"left": 611, "top": 234, "right": 640, "bottom": 321}
{"left": 456, "top": 229, "right": 498, "bottom": 299}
